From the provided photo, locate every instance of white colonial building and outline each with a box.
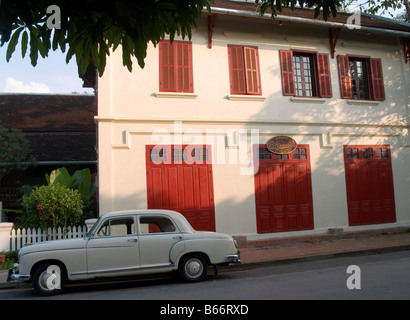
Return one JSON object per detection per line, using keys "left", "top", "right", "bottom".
{"left": 96, "top": 0, "right": 410, "bottom": 240}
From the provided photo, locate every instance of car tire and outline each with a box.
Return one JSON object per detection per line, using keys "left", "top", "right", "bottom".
{"left": 32, "top": 263, "right": 66, "bottom": 296}
{"left": 178, "top": 254, "right": 208, "bottom": 282}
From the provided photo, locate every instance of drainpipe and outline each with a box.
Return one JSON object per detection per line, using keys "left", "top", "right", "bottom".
{"left": 208, "top": 7, "right": 410, "bottom": 38}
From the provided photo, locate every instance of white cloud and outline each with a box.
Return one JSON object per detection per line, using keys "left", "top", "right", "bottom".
{"left": 3, "top": 77, "right": 51, "bottom": 93}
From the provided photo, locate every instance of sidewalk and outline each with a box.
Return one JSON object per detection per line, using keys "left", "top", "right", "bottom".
{"left": 1, "top": 226, "right": 410, "bottom": 289}
{"left": 234, "top": 226, "right": 410, "bottom": 268}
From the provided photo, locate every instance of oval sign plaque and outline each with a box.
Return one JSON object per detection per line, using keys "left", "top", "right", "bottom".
{"left": 266, "top": 136, "right": 297, "bottom": 154}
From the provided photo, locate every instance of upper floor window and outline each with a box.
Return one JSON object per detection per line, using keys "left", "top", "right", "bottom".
{"left": 337, "top": 55, "right": 385, "bottom": 101}
{"left": 292, "top": 53, "right": 317, "bottom": 97}
{"left": 349, "top": 58, "right": 370, "bottom": 100}
{"left": 159, "top": 40, "right": 193, "bottom": 93}
{"left": 280, "top": 50, "right": 332, "bottom": 98}
{"left": 227, "top": 45, "right": 262, "bottom": 95}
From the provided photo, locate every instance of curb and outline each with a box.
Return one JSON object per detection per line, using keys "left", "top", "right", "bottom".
{"left": 217, "top": 243, "right": 410, "bottom": 273}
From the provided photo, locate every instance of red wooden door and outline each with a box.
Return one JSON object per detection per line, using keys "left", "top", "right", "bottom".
{"left": 344, "top": 145, "right": 396, "bottom": 226}
{"left": 254, "top": 145, "right": 314, "bottom": 233}
{"left": 146, "top": 145, "right": 215, "bottom": 231}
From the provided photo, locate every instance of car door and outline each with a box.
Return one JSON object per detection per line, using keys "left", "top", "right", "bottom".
{"left": 86, "top": 216, "right": 140, "bottom": 277}
{"left": 137, "top": 214, "right": 185, "bottom": 269}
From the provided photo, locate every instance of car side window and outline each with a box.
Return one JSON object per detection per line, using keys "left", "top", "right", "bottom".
{"left": 97, "top": 217, "right": 135, "bottom": 237}
{"left": 139, "top": 216, "right": 177, "bottom": 234}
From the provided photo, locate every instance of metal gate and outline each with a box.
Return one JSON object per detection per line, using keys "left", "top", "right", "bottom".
{"left": 343, "top": 145, "right": 396, "bottom": 226}
{"left": 146, "top": 145, "right": 215, "bottom": 231}
{"left": 254, "top": 145, "right": 314, "bottom": 233}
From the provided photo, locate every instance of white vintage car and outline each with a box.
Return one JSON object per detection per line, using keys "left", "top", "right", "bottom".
{"left": 8, "top": 210, "right": 240, "bottom": 295}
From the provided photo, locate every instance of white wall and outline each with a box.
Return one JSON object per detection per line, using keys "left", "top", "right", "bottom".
{"left": 97, "top": 15, "right": 410, "bottom": 238}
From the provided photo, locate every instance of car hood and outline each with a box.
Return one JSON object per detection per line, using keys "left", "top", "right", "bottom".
{"left": 20, "top": 237, "right": 88, "bottom": 255}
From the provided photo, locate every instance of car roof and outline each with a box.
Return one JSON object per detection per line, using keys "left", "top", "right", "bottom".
{"left": 99, "top": 209, "right": 195, "bottom": 232}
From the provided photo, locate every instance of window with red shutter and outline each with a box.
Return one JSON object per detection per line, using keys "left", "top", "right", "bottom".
{"left": 370, "top": 58, "right": 385, "bottom": 101}
{"left": 228, "top": 46, "right": 246, "bottom": 94}
{"left": 317, "top": 53, "right": 332, "bottom": 98}
{"left": 228, "top": 45, "right": 262, "bottom": 95}
{"left": 280, "top": 50, "right": 332, "bottom": 98}
{"left": 337, "top": 55, "right": 385, "bottom": 101}
{"left": 337, "top": 55, "right": 353, "bottom": 99}
{"left": 244, "top": 47, "right": 261, "bottom": 95}
{"left": 280, "top": 50, "right": 295, "bottom": 96}
{"left": 159, "top": 40, "right": 193, "bottom": 93}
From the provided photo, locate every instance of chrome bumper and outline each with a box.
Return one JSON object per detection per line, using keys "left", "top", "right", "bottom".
{"left": 226, "top": 250, "right": 241, "bottom": 263}
{"left": 7, "top": 264, "right": 31, "bottom": 282}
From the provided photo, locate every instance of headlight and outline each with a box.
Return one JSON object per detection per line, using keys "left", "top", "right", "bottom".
{"left": 18, "top": 243, "right": 32, "bottom": 261}
{"left": 233, "top": 239, "right": 238, "bottom": 249}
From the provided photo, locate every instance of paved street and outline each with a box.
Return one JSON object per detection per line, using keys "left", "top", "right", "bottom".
{"left": 1, "top": 251, "right": 409, "bottom": 301}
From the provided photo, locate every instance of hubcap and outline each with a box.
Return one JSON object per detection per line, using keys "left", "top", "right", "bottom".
{"left": 38, "top": 265, "right": 61, "bottom": 292}
{"left": 185, "top": 258, "right": 203, "bottom": 279}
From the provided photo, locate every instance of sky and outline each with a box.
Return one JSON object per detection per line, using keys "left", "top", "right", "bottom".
{"left": 0, "top": 2, "right": 405, "bottom": 95}
{"left": 0, "top": 42, "right": 94, "bottom": 95}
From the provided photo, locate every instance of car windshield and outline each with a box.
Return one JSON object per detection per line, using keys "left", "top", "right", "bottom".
{"left": 86, "top": 217, "right": 102, "bottom": 237}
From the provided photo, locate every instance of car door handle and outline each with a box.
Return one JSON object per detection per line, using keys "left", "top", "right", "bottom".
{"left": 173, "top": 236, "right": 183, "bottom": 240}
{"left": 127, "top": 238, "right": 138, "bottom": 242}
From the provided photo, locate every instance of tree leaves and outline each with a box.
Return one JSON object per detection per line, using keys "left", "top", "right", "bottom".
{"left": 256, "top": 0, "right": 342, "bottom": 20}
{"left": 5, "top": 26, "right": 23, "bottom": 61}
{"left": 0, "top": 0, "right": 214, "bottom": 76}
{"left": 21, "top": 30, "right": 28, "bottom": 58}
{"left": 340, "top": 0, "right": 409, "bottom": 21}
{"left": 0, "top": 123, "right": 36, "bottom": 179}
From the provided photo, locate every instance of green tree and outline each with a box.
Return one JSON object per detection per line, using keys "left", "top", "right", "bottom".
{"left": 0, "top": 123, "right": 35, "bottom": 185}
{"left": 0, "top": 0, "right": 345, "bottom": 77}
{"left": 340, "top": 0, "right": 410, "bottom": 21}
{"left": 255, "top": 0, "right": 342, "bottom": 19}
{"left": 0, "top": 0, "right": 213, "bottom": 76}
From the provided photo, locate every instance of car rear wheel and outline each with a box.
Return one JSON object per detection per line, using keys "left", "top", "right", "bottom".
{"left": 178, "top": 254, "right": 208, "bottom": 282}
{"left": 32, "top": 263, "right": 66, "bottom": 296}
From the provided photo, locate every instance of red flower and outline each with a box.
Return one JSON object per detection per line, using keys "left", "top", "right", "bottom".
{"left": 37, "top": 205, "right": 43, "bottom": 211}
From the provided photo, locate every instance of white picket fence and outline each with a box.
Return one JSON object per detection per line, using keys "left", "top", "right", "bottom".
{"left": 10, "top": 225, "right": 88, "bottom": 251}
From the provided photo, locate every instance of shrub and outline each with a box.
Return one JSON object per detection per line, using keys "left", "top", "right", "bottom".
{"left": 46, "top": 167, "right": 96, "bottom": 217}
{"left": 0, "top": 251, "right": 18, "bottom": 270}
{"left": 21, "top": 184, "right": 84, "bottom": 230}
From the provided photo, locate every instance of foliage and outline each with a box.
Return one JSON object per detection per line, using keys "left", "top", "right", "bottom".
{"left": 0, "top": 123, "right": 36, "bottom": 180}
{"left": 340, "top": 0, "right": 409, "bottom": 20}
{"left": 21, "top": 184, "right": 84, "bottom": 230}
{"left": 45, "top": 167, "right": 96, "bottom": 216}
{"left": 0, "top": 0, "right": 357, "bottom": 77}
{"left": 0, "top": 0, "right": 213, "bottom": 76}
{"left": 256, "top": 0, "right": 342, "bottom": 20}
{"left": 0, "top": 250, "right": 18, "bottom": 270}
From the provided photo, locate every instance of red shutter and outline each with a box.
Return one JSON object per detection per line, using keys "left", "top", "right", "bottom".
{"left": 370, "top": 58, "right": 385, "bottom": 101}
{"left": 337, "top": 55, "right": 352, "bottom": 99}
{"left": 175, "top": 42, "right": 194, "bottom": 93}
{"left": 317, "top": 53, "right": 332, "bottom": 98}
{"left": 244, "top": 46, "right": 262, "bottom": 95}
{"left": 159, "top": 41, "right": 175, "bottom": 92}
{"left": 159, "top": 41, "right": 193, "bottom": 93}
{"left": 228, "top": 45, "right": 246, "bottom": 94}
{"left": 279, "top": 50, "right": 295, "bottom": 96}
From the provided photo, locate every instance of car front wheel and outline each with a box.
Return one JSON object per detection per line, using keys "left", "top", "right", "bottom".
{"left": 178, "top": 254, "right": 208, "bottom": 282}
{"left": 32, "top": 263, "right": 66, "bottom": 296}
